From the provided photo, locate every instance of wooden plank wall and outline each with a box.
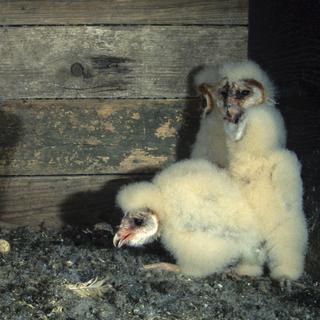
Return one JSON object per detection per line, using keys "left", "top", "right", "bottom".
{"left": 249, "top": 0, "right": 320, "bottom": 279}
{"left": 0, "top": 1, "right": 248, "bottom": 228}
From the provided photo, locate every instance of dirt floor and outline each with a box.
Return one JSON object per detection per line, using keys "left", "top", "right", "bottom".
{"left": 0, "top": 225, "right": 319, "bottom": 320}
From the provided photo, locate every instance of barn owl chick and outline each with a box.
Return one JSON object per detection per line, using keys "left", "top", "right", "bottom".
{"left": 191, "top": 61, "right": 279, "bottom": 164}
{"left": 194, "top": 61, "right": 308, "bottom": 281}
{"left": 114, "top": 159, "right": 266, "bottom": 277}
{"left": 191, "top": 67, "right": 228, "bottom": 167}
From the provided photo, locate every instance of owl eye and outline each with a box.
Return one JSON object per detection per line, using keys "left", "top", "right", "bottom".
{"left": 220, "top": 90, "right": 228, "bottom": 98}
{"left": 235, "top": 90, "right": 250, "bottom": 99}
{"left": 241, "top": 90, "right": 250, "bottom": 97}
{"left": 133, "top": 218, "right": 144, "bottom": 227}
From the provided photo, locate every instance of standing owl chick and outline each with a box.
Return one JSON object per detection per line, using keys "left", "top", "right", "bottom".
{"left": 191, "top": 61, "right": 280, "bottom": 166}
{"left": 193, "top": 61, "right": 308, "bottom": 281}
{"left": 191, "top": 66, "right": 229, "bottom": 168}
{"left": 113, "top": 159, "right": 265, "bottom": 277}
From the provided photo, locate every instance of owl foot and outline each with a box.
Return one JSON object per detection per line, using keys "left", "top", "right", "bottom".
{"left": 233, "top": 264, "right": 264, "bottom": 277}
{"left": 279, "top": 278, "right": 292, "bottom": 293}
{"left": 143, "top": 262, "right": 181, "bottom": 273}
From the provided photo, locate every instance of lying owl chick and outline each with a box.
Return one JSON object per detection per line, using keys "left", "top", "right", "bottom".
{"left": 114, "top": 159, "right": 266, "bottom": 277}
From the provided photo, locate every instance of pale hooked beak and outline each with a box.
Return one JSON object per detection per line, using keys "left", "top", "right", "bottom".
{"left": 113, "top": 233, "right": 121, "bottom": 248}
{"left": 224, "top": 104, "right": 243, "bottom": 124}
{"left": 113, "top": 229, "right": 133, "bottom": 248}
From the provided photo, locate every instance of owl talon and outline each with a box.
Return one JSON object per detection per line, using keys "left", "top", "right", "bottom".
{"left": 143, "top": 262, "right": 181, "bottom": 273}
{"left": 279, "top": 278, "right": 292, "bottom": 293}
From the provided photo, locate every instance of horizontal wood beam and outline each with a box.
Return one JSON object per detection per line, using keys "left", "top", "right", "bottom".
{"left": 0, "top": 174, "right": 150, "bottom": 228}
{"left": 0, "top": 0, "right": 248, "bottom": 26}
{"left": 0, "top": 26, "right": 247, "bottom": 99}
{"left": 0, "top": 99, "right": 200, "bottom": 175}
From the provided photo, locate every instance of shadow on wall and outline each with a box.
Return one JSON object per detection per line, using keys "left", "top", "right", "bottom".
{"left": 59, "top": 67, "right": 204, "bottom": 229}
{"left": 175, "top": 66, "right": 203, "bottom": 160}
{"left": 59, "top": 168, "right": 173, "bottom": 259}
{"left": 59, "top": 170, "right": 155, "bottom": 229}
{"left": 0, "top": 107, "right": 23, "bottom": 223}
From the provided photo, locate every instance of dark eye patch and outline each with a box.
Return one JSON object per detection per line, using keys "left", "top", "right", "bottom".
{"left": 220, "top": 82, "right": 230, "bottom": 99}
{"left": 235, "top": 89, "right": 250, "bottom": 99}
{"left": 133, "top": 218, "right": 144, "bottom": 227}
{"left": 241, "top": 90, "right": 250, "bottom": 97}
{"left": 220, "top": 90, "right": 228, "bottom": 99}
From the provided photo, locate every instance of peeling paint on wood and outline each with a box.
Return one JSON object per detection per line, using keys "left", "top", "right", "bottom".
{"left": 0, "top": 99, "right": 199, "bottom": 175}
{"left": 119, "top": 149, "right": 168, "bottom": 172}
{"left": 155, "top": 120, "right": 177, "bottom": 139}
{"left": 0, "top": 0, "right": 249, "bottom": 246}
{"left": 0, "top": 26, "right": 247, "bottom": 99}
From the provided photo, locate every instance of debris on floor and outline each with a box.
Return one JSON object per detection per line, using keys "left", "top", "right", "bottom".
{"left": 0, "top": 226, "right": 319, "bottom": 320}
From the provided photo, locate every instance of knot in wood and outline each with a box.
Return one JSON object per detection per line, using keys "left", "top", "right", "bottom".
{"left": 71, "top": 63, "right": 84, "bottom": 77}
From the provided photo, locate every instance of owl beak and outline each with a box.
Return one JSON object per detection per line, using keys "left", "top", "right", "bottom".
{"left": 113, "top": 228, "right": 134, "bottom": 248}
{"left": 224, "top": 104, "right": 243, "bottom": 124}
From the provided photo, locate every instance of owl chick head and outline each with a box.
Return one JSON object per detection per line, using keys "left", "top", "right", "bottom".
{"left": 113, "top": 208, "right": 159, "bottom": 248}
{"left": 114, "top": 181, "right": 163, "bottom": 248}
{"left": 196, "top": 61, "right": 276, "bottom": 123}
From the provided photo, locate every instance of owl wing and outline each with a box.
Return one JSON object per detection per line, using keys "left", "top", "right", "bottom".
{"left": 270, "top": 150, "right": 303, "bottom": 216}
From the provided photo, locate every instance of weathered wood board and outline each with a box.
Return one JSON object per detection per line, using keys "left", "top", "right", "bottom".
{"left": 0, "top": 26, "right": 247, "bottom": 99}
{"left": 0, "top": 175, "right": 149, "bottom": 228}
{"left": 0, "top": 0, "right": 248, "bottom": 270}
{"left": 0, "top": 0, "right": 248, "bottom": 25}
{"left": 0, "top": 99, "right": 199, "bottom": 175}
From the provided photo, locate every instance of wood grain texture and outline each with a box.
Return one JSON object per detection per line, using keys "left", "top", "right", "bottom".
{"left": 0, "top": 0, "right": 248, "bottom": 26}
{"left": 0, "top": 175, "right": 150, "bottom": 228}
{"left": 0, "top": 26, "right": 247, "bottom": 99}
{"left": 0, "top": 99, "right": 199, "bottom": 175}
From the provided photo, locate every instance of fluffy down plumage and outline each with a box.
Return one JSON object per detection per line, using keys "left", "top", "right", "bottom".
{"left": 191, "top": 60, "right": 281, "bottom": 166}
{"left": 116, "top": 159, "right": 266, "bottom": 277}
{"left": 227, "top": 104, "right": 308, "bottom": 280}
{"left": 192, "top": 60, "right": 308, "bottom": 280}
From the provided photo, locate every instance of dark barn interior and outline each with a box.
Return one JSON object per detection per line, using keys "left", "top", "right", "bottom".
{"left": 248, "top": 0, "right": 320, "bottom": 280}
{"left": 0, "top": 0, "right": 319, "bottom": 319}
